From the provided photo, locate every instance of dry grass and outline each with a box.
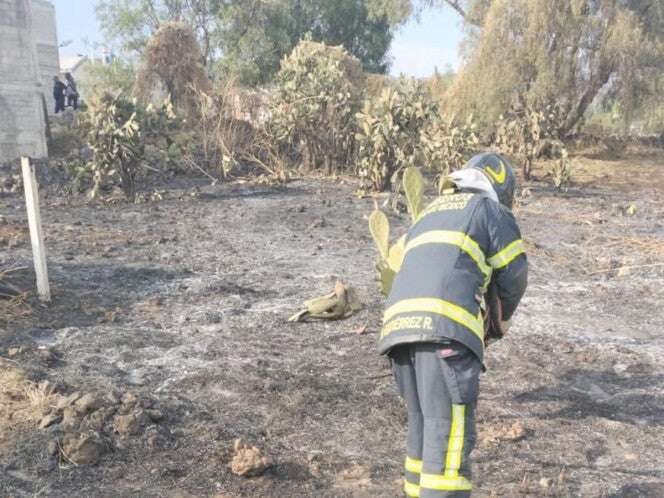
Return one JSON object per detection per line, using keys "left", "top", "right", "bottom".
{"left": 0, "top": 293, "right": 31, "bottom": 326}
{"left": 598, "top": 234, "right": 664, "bottom": 258}
{"left": 22, "top": 379, "right": 57, "bottom": 418}
{"left": 0, "top": 368, "right": 47, "bottom": 438}
{"left": 0, "top": 366, "right": 59, "bottom": 455}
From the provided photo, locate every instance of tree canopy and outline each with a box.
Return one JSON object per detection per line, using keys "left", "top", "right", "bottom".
{"left": 445, "top": 0, "right": 664, "bottom": 134}
{"left": 96, "top": 0, "right": 221, "bottom": 68}
{"left": 98, "top": 0, "right": 396, "bottom": 86}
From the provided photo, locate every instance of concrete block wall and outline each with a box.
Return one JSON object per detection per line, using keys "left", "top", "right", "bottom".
{"left": 32, "top": 0, "right": 60, "bottom": 114}
{"left": 0, "top": 0, "right": 48, "bottom": 162}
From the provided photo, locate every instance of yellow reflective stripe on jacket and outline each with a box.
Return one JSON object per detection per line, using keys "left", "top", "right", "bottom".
{"left": 404, "top": 480, "right": 421, "bottom": 497}
{"left": 405, "top": 230, "right": 492, "bottom": 288}
{"left": 405, "top": 456, "right": 423, "bottom": 474}
{"left": 419, "top": 473, "right": 473, "bottom": 491}
{"left": 383, "top": 298, "right": 484, "bottom": 342}
{"left": 444, "top": 404, "right": 466, "bottom": 477}
{"left": 488, "top": 239, "right": 525, "bottom": 269}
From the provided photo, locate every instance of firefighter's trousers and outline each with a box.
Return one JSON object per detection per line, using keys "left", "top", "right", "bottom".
{"left": 390, "top": 342, "right": 481, "bottom": 498}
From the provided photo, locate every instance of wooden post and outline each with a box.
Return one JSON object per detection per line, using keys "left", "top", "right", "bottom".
{"left": 21, "top": 157, "right": 51, "bottom": 302}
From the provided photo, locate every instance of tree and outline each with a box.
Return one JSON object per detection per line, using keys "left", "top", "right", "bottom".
{"left": 96, "top": 0, "right": 221, "bottom": 68}
{"left": 98, "top": 0, "right": 397, "bottom": 86}
{"left": 79, "top": 59, "right": 137, "bottom": 96}
{"left": 214, "top": 0, "right": 294, "bottom": 85}
{"left": 217, "top": 0, "right": 396, "bottom": 86}
{"left": 446, "top": 0, "right": 664, "bottom": 135}
{"left": 366, "top": 0, "right": 490, "bottom": 25}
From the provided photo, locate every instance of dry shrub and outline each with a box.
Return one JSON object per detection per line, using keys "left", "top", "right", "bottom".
{"left": 136, "top": 22, "right": 211, "bottom": 119}
{"left": 0, "top": 368, "right": 54, "bottom": 432}
{"left": 190, "top": 81, "right": 288, "bottom": 181}
{"left": 191, "top": 81, "right": 255, "bottom": 178}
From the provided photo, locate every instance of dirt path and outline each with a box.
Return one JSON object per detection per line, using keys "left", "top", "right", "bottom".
{"left": 1, "top": 152, "right": 664, "bottom": 497}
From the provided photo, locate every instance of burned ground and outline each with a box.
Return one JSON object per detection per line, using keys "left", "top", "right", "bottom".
{"left": 1, "top": 149, "right": 664, "bottom": 497}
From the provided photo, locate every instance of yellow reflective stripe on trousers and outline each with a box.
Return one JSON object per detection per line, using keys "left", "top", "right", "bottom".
{"left": 383, "top": 298, "right": 484, "bottom": 342}
{"left": 404, "top": 480, "right": 421, "bottom": 497}
{"left": 405, "top": 456, "right": 423, "bottom": 474}
{"left": 444, "top": 404, "right": 466, "bottom": 477}
{"left": 419, "top": 473, "right": 472, "bottom": 491}
{"left": 488, "top": 239, "right": 525, "bottom": 269}
{"left": 420, "top": 404, "right": 473, "bottom": 492}
{"left": 405, "top": 230, "right": 492, "bottom": 288}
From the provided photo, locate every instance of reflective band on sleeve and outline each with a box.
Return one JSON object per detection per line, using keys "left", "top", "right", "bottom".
{"left": 404, "top": 480, "right": 421, "bottom": 497}
{"left": 419, "top": 473, "right": 473, "bottom": 491}
{"left": 488, "top": 239, "right": 525, "bottom": 269}
{"left": 383, "top": 298, "right": 484, "bottom": 342}
{"left": 405, "top": 456, "right": 423, "bottom": 474}
{"left": 444, "top": 404, "right": 466, "bottom": 477}
{"left": 405, "top": 230, "right": 492, "bottom": 289}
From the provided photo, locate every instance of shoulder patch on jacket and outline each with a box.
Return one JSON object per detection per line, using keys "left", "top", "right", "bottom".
{"left": 417, "top": 193, "right": 475, "bottom": 221}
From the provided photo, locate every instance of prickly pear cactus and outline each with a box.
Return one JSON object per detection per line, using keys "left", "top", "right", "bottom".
{"left": 369, "top": 166, "right": 425, "bottom": 295}
{"left": 403, "top": 166, "right": 425, "bottom": 223}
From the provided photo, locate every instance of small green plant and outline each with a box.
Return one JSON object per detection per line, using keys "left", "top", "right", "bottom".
{"left": 84, "top": 93, "right": 143, "bottom": 201}
{"left": 270, "top": 39, "right": 365, "bottom": 174}
{"left": 63, "top": 160, "right": 94, "bottom": 194}
{"left": 549, "top": 149, "right": 572, "bottom": 191}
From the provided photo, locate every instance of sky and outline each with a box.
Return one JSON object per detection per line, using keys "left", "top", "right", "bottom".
{"left": 52, "top": 0, "right": 464, "bottom": 78}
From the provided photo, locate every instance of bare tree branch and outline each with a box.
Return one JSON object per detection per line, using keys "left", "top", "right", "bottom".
{"left": 442, "top": 0, "right": 467, "bottom": 18}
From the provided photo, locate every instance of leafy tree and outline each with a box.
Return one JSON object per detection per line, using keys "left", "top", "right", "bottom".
{"left": 215, "top": 0, "right": 294, "bottom": 85}
{"left": 366, "top": 0, "right": 489, "bottom": 25}
{"left": 79, "top": 59, "right": 136, "bottom": 96}
{"left": 372, "top": 0, "right": 664, "bottom": 134}
{"left": 96, "top": 0, "right": 221, "bottom": 67}
{"left": 217, "top": 0, "right": 396, "bottom": 86}
{"left": 98, "top": 0, "right": 396, "bottom": 86}
{"left": 446, "top": 0, "right": 664, "bottom": 135}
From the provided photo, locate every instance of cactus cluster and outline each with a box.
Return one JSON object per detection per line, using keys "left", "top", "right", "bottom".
{"left": 356, "top": 78, "right": 478, "bottom": 193}
{"left": 494, "top": 102, "right": 567, "bottom": 180}
{"left": 270, "top": 39, "right": 365, "bottom": 175}
{"left": 84, "top": 93, "right": 143, "bottom": 201}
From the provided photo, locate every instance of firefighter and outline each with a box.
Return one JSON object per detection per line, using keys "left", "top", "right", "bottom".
{"left": 379, "top": 153, "right": 528, "bottom": 497}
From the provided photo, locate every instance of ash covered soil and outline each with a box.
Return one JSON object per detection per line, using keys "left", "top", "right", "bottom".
{"left": 1, "top": 150, "right": 664, "bottom": 498}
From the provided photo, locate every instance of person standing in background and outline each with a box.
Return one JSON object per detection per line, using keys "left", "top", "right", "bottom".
{"left": 64, "top": 73, "right": 79, "bottom": 110}
{"left": 53, "top": 76, "right": 66, "bottom": 114}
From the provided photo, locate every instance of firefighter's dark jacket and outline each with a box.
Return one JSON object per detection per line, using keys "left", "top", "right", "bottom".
{"left": 378, "top": 191, "right": 528, "bottom": 363}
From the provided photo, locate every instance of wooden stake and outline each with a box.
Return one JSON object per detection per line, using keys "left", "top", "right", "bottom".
{"left": 21, "top": 157, "right": 51, "bottom": 302}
